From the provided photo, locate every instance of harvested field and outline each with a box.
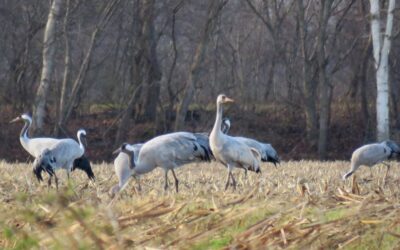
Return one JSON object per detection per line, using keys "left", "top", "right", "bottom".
{"left": 1, "top": 161, "right": 400, "bottom": 249}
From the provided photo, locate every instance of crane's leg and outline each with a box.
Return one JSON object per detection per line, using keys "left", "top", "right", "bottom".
{"left": 244, "top": 168, "right": 248, "bottom": 179}
{"left": 164, "top": 169, "right": 169, "bottom": 191}
{"left": 134, "top": 175, "right": 142, "bottom": 192}
{"left": 171, "top": 169, "right": 179, "bottom": 193}
{"left": 48, "top": 175, "right": 52, "bottom": 188}
{"left": 225, "top": 164, "right": 236, "bottom": 191}
{"left": 382, "top": 163, "right": 390, "bottom": 186}
{"left": 54, "top": 173, "right": 59, "bottom": 190}
{"left": 231, "top": 172, "right": 237, "bottom": 190}
{"left": 224, "top": 169, "right": 231, "bottom": 191}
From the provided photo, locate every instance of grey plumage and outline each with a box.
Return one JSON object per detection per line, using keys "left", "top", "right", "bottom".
{"left": 210, "top": 94, "right": 261, "bottom": 190}
{"left": 343, "top": 140, "right": 400, "bottom": 180}
{"left": 10, "top": 113, "right": 94, "bottom": 180}
{"left": 110, "top": 143, "right": 143, "bottom": 195}
{"left": 234, "top": 137, "right": 280, "bottom": 166}
{"left": 111, "top": 132, "right": 212, "bottom": 195}
{"left": 221, "top": 118, "right": 280, "bottom": 166}
{"left": 32, "top": 129, "right": 87, "bottom": 188}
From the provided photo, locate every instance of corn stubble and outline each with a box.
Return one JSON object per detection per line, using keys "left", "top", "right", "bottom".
{"left": 1, "top": 161, "right": 400, "bottom": 249}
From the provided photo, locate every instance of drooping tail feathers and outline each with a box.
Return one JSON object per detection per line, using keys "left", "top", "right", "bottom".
{"left": 33, "top": 149, "right": 56, "bottom": 182}
{"left": 193, "top": 133, "right": 214, "bottom": 162}
{"left": 72, "top": 155, "right": 95, "bottom": 180}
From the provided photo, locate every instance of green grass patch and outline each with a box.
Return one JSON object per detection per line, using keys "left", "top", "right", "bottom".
{"left": 190, "top": 208, "right": 275, "bottom": 249}
{"left": 323, "top": 207, "right": 348, "bottom": 222}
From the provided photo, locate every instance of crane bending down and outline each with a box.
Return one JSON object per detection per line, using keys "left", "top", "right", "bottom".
{"left": 209, "top": 94, "right": 261, "bottom": 190}
{"left": 110, "top": 132, "right": 212, "bottom": 195}
{"left": 110, "top": 143, "right": 143, "bottom": 195}
{"left": 10, "top": 114, "right": 95, "bottom": 180}
{"left": 33, "top": 129, "right": 87, "bottom": 189}
{"left": 221, "top": 118, "right": 280, "bottom": 167}
{"left": 342, "top": 140, "right": 400, "bottom": 181}
{"left": 110, "top": 123, "right": 227, "bottom": 196}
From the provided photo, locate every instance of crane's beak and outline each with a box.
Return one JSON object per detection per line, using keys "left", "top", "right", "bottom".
{"left": 113, "top": 148, "right": 121, "bottom": 155}
{"left": 9, "top": 117, "right": 21, "bottom": 123}
{"left": 224, "top": 97, "right": 234, "bottom": 103}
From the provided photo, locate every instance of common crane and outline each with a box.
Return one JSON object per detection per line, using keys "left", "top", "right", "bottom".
{"left": 110, "top": 132, "right": 212, "bottom": 195}
{"left": 33, "top": 129, "right": 88, "bottom": 189}
{"left": 209, "top": 94, "right": 261, "bottom": 190}
{"left": 110, "top": 143, "right": 143, "bottom": 195}
{"left": 343, "top": 140, "right": 400, "bottom": 181}
{"left": 10, "top": 113, "right": 95, "bottom": 180}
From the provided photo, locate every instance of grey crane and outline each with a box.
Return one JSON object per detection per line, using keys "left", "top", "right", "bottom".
{"left": 10, "top": 113, "right": 95, "bottom": 180}
{"left": 110, "top": 143, "right": 143, "bottom": 195}
{"left": 342, "top": 140, "right": 400, "bottom": 180}
{"left": 221, "top": 118, "right": 231, "bottom": 134}
{"left": 33, "top": 129, "right": 88, "bottom": 189}
{"left": 110, "top": 132, "right": 212, "bottom": 195}
{"left": 221, "top": 118, "right": 280, "bottom": 166}
{"left": 209, "top": 94, "right": 261, "bottom": 190}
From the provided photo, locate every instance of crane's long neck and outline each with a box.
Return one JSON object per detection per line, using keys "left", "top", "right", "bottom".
{"left": 211, "top": 102, "right": 223, "bottom": 137}
{"left": 20, "top": 119, "right": 30, "bottom": 139}
{"left": 122, "top": 151, "right": 135, "bottom": 169}
{"left": 77, "top": 134, "right": 85, "bottom": 154}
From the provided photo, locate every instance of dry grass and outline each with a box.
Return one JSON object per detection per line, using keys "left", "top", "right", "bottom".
{"left": 1, "top": 160, "right": 400, "bottom": 249}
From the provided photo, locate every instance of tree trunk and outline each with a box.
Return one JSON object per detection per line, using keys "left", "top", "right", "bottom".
{"left": 297, "top": 0, "right": 318, "bottom": 146}
{"left": 32, "top": 0, "right": 62, "bottom": 134}
{"left": 317, "top": 0, "right": 333, "bottom": 159}
{"left": 142, "top": 0, "right": 162, "bottom": 122}
{"left": 55, "top": 0, "right": 70, "bottom": 136}
{"left": 174, "top": 0, "right": 227, "bottom": 131}
{"left": 370, "top": 0, "right": 395, "bottom": 141}
{"left": 360, "top": 40, "right": 373, "bottom": 141}
{"left": 60, "top": 0, "right": 121, "bottom": 127}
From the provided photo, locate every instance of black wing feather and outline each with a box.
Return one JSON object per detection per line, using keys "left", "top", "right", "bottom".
{"left": 72, "top": 155, "right": 95, "bottom": 180}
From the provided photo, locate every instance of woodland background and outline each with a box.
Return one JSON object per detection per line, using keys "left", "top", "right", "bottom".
{"left": 1, "top": 0, "right": 400, "bottom": 162}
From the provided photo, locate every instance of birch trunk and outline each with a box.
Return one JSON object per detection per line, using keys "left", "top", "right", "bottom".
{"left": 370, "top": 0, "right": 395, "bottom": 141}
{"left": 32, "top": 0, "right": 62, "bottom": 134}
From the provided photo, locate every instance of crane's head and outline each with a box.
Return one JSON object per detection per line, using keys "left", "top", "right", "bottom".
{"left": 221, "top": 117, "right": 231, "bottom": 134}
{"left": 10, "top": 113, "right": 32, "bottom": 124}
{"left": 384, "top": 140, "right": 400, "bottom": 155}
{"left": 77, "top": 129, "right": 87, "bottom": 147}
{"left": 261, "top": 143, "right": 281, "bottom": 167}
{"left": 217, "top": 94, "right": 234, "bottom": 105}
{"left": 109, "top": 185, "right": 121, "bottom": 198}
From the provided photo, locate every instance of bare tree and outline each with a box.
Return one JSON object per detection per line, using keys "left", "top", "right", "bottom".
{"left": 316, "top": 0, "right": 333, "bottom": 159}
{"left": 141, "top": 0, "right": 162, "bottom": 122}
{"left": 297, "top": 0, "right": 318, "bottom": 146}
{"left": 174, "top": 0, "right": 228, "bottom": 131}
{"left": 57, "top": 0, "right": 121, "bottom": 131}
{"left": 32, "top": 0, "right": 63, "bottom": 134}
{"left": 370, "top": 0, "right": 395, "bottom": 141}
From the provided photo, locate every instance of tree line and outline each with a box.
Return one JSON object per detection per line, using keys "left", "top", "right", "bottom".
{"left": 0, "top": 0, "right": 399, "bottom": 159}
